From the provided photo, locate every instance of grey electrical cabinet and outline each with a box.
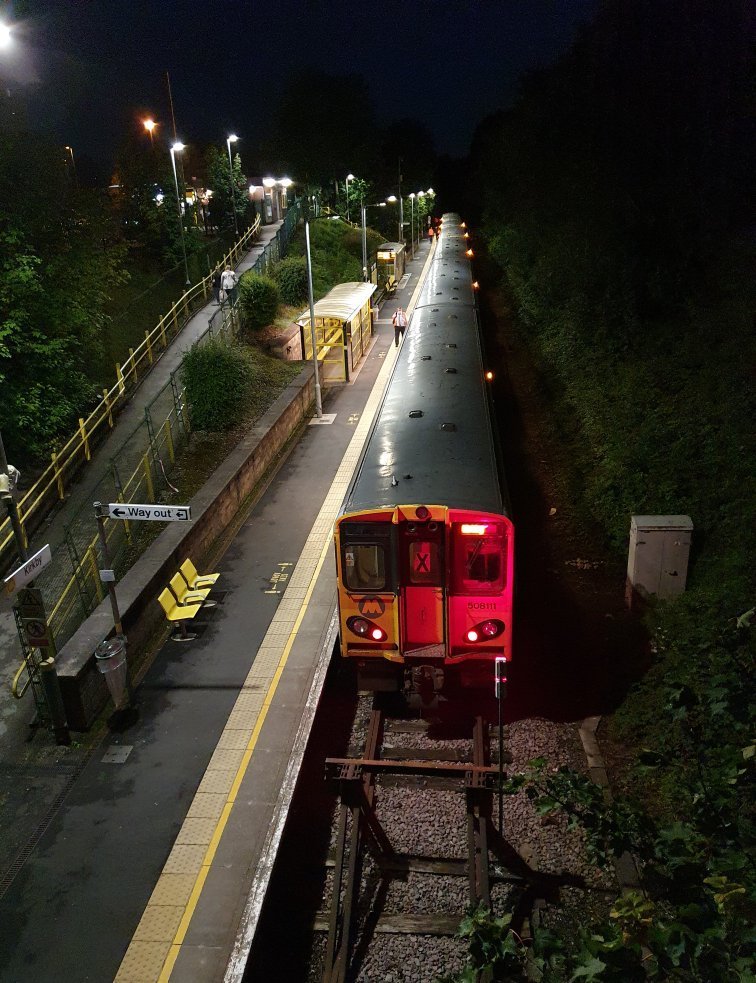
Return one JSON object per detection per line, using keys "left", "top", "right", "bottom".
{"left": 626, "top": 515, "right": 693, "bottom": 606}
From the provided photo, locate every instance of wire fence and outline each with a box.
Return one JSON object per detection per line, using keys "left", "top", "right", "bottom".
{"left": 0, "top": 216, "right": 262, "bottom": 572}
{"left": 11, "top": 199, "right": 304, "bottom": 665}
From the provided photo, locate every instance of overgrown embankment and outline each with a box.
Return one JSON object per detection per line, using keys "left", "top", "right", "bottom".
{"left": 463, "top": 1, "right": 754, "bottom": 977}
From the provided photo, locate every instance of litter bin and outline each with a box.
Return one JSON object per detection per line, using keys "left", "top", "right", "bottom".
{"left": 95, "top": 637, "right": 130, "bottom": 708}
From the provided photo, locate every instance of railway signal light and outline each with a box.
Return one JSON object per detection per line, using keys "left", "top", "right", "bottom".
{"left": 495, "top": 657, "right": 507, "bottom": 698}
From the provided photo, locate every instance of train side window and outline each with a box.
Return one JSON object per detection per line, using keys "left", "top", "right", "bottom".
{"left": 452, "top": 524, "right": 506, "bottom": 593}
{"left": 343, "top": 544, "right": 386, "bottom": 591}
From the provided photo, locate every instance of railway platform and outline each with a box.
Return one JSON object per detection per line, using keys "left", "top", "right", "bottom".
{"left": 0, "top": 239, "right": 436, "bottom": 983}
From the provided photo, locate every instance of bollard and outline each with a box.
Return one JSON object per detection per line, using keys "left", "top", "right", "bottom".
{"left": 39, "top": 658, "right": 71, "bottom": 746}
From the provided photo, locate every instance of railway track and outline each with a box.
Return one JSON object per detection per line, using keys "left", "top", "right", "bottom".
{"left": 315, "top": 701, "right": 554, "bottom": 982}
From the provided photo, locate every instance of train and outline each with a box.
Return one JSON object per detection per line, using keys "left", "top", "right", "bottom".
{"left": 334, "top": 213, "right": 514, "bottom": 698}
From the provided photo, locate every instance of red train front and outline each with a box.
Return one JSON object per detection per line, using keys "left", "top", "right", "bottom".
{"left": 335, "top": 213, "right": 514, "bottom": 697}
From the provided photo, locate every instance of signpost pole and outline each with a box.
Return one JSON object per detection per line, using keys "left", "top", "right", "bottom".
{"left": 495, "top": 657, "right": 507, "bottom": 836}
{"left": 94, "top": 502, "right": 123, "bottom": 637}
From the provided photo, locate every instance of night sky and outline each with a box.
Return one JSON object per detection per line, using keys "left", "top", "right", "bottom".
{"left": 3, "top": 0, "right": 597, "bottom": 175}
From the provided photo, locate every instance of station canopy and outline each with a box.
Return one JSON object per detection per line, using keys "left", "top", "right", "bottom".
{"left": 377, "top": 242, "right": 405, "bottom": 257}
{"left": 297, "top": 282, "right": 376, "bottom": 326}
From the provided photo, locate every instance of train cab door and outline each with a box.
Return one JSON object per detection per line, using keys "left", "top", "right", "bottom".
{"left": 399, "top": 520, "right": 446, "bottom": 657}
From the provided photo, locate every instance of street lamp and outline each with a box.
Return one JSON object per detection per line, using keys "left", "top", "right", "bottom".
{"left": 143, "top": 118, "right": 157, "bottom": 146}
{"left": 345, "top": 173, "right": 355, "bottom": 223}
{"left": 361, "top": 199, "right": 387, "bottom": 282}
{"left": 408, "top": 193, "right": 416, "bottom": 256}
{"left": 64, "top": 145, "right": 78, "bottom": 188}
{"left": 226, "top": 134, "right": 240, "bottom": 238}
{"left": 0, "top": 21, "right": 12, "bottom": 49}
{"left": 170, "top": 142, "right": 191, "bottom": 286}
{"left": 304, "top": 218, "right": 323, "bottom": 419}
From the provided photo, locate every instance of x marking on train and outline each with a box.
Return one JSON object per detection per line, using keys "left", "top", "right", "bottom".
{"left": 414, "top": 553, "right": 430, "bottom": 573}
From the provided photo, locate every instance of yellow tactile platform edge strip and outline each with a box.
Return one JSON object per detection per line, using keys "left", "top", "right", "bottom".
{"left": 115, "top": 244, "right": 436, "bottom": 983}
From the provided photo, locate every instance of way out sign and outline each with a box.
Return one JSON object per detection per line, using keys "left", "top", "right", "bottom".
{"left": 4, "top": 545, "right": 53, "bottom": 596}
{"left": 106, "top": 503, "right": 192, "bottom": 522}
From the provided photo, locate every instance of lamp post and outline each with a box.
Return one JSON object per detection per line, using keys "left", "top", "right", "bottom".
{"left": 64, "top": 145, "right": 78, "bottom": 188}
{"left": 143, "top": 118, "right": 156, "bottom": 146}
{"left": 361, "top": 199, "right": 387, "bottom": 282}
{"left": 226, "top": 134, "right": 240, "bottom": 238}
{"left": 304, "top": 218, "right": 323, "bottom": 419}
{"left": 408, "top": 193, "right": 416, "bottom": 257}
{"left": 345, "top": 173, "right": 355, "bottom": 223}
{"left": 170, "top": 142, "right": 191, "bottom": 286}
{"left": 0, "top": 21, "right": 13, "bottom": 49}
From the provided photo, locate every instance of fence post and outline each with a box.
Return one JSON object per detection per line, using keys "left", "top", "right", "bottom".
{"left": 116, "top": 363, "right": 126, "bottom": 396}
{"left": 159, "top": 315, "right": 167, "bottom": 349}
{"left": 172, "top": 305, "right": 179, "bottom": 337}
{"left": 111, "top": 460, "right": 132, "bottom": 544}
{"left": 78, "top": 417, "right": 91, "bottom": 461}
{"left": 51, "top": 451, "right": 65, "bottom": 500}
{"left": 171, "top": 371, "right": 189, "bottom": 436}
{"left": 129, "top": 347, "right": 137, "bottom": 382}
{"left": 103, "top": 388, "right": 113, "bottom": 427}
{"left": 166, "top": 418, "right": 175, "bottom": 463}
{"left": 142, "top": 453, "right": 155, "bottom": 500}
{"left": 87, "top": 543, "right": 105, "bottom": 602}
{"left": 183, "top": 295, "right": 189, "bottom": 320}
{"left": 145, "top": 330, "right": 153, "bottom": 365}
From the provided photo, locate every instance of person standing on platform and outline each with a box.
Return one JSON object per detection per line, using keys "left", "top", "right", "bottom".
{"left": 392, "top": 306, "right": 408, "bottom": 347}
{"left": 427, "top": 225, "right": 434, "bottom": 248}
{"left": 212, "top": 268, "right": 222, "bottom": 305}
{"left": 221, "top": 266, "right": 238, "bottom": 306}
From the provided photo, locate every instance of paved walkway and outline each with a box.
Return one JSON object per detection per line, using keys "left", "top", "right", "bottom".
{"left": 0, "top": 221, "right": 283, "bottom": 754}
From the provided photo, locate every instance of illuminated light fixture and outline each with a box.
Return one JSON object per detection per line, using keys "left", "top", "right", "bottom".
{"left": 0, "top": 22, "right": 12, "bottom": 48}
{"left": 485, "top": 370, "right": 494, "bottom": 381}
{"left": 346, "top": 616, "right": 387, "bottom": 642}
{"left": 171, "top": 141, "right": 185, "bottom": 153}
{"left": 427, "top": 187, "right": 434, "bottom": 194}
{"left": 473, "top": 281, "right": 480, "bottom": 289}
{"left": 278, "top": 177, "right": 293, "bottom": 188}
{"left": 466, "top": 249, "right": 474, "bottom": 257}
{"left": 143, "top": 118, "right": 156, "bottom": 133}
{"left": 417, "top": 190, "right": 425, "bottom": 198}
{"left": 461, "top": 222, "right": 466, "bottom": 228}
{"left": 464, "top": 232, "right": 470, "bottom": 239}
{"left": 386, "top": 195, "right": 397, "bottom": 203}
{"left": 154, "top": 192, "right": 164, "bottom": 203}
{"left": 466, "top": 619, "right": 505, "bottom": 643}
{"left": 347, "top": 172, "right": 355, "bottom": 181}
{"left": 415, "top": 506, "right": 430, "bottom": 520}
{"left": 262, "top": 176, "right": 276, "bottom": 188}
{"left": 461, "top": 524, "right": 488, "bottom": 535}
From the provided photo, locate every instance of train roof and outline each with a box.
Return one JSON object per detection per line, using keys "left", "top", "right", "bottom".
{"left": 343, "top": 300, "right": 506, "bottom": 517}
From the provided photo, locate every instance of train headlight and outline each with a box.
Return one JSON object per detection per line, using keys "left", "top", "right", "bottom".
{"left": 347, "top": 616, "right": 387, "bottom": 642}
{"left": 466, "top": 619, "right": 505, "bottom": 643}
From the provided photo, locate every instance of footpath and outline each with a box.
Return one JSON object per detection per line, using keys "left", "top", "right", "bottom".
{"left": 0, "top": 237, "right": 435, "bottom": 982}
{"left": 0, "top": 223, "right": 283, "bottom": 832}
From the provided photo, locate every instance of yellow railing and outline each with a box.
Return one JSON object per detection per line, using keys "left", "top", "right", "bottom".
{"left": 0, "top": 216, "right": 261, "bottom": 568}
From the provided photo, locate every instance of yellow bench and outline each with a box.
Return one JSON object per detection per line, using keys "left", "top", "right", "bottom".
{"left": 158, "top": 588, "right": 203, "bottom": 642}
{"left": 169, "top": 572, "right": 213, "bottom": 608}
{"left": 179, "top": 558, "right": 220, "bottom": 591}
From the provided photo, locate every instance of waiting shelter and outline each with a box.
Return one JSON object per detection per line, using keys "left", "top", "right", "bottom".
{"left": 376, "top": 242, "right": 406, "bottom": 292}
{"left": 297, "top": 282, "right": 376, "bottom": 383}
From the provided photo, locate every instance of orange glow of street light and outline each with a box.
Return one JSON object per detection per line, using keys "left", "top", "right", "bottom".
{"left": 143, "top": 118, "right": 157, "bottom": 145}
{"left": 466, "top": 249, "right": 474, "bottom": 257}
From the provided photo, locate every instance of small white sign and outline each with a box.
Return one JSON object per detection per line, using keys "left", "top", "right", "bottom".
{"left": 106, "top": 503, "right": 192, "bottom": 523}
{"left": 99, "top": 569, "right": 116, "bottom": 583}
{"left": 4, "top": 544, "right": 53, "bottom": 596}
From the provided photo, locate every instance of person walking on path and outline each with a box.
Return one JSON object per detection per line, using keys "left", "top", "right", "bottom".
{"left": 392, "top": 307, "right": 408, "bottom": 347}
{"left": 212, "top": 268, "right": 222, "bottom": 305}
{"left": 427, "top": 225, "right": 434, "bottom": 248}
{"left": 221, "top": 266, "right": 239, "bottom": 306}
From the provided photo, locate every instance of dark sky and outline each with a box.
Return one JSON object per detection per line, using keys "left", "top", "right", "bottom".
{"left": 3, "top": 0, "right": 597, "bottom": 173}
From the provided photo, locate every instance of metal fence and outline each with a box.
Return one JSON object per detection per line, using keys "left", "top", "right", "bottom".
{"left": 11, "top": 200, "right": 305, "bottom": 681}
{"left": 0, "top": 217, "right": 262, "bottom": 571}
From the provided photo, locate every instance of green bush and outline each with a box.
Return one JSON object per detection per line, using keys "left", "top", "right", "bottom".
{"left": 238, "top": 271, "right": 280, "bottom": 331}
{"left": 272, "top": 257, "right": 308, "bottom": 305}
{"left": 181, "top": 338, "right": 255, "bottom": 431}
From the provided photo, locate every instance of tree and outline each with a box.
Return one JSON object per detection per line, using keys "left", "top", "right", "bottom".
{"left": 205, "top": 146, "right": 249, "bottom": 234}
{"left": 0, "top": 127, "right": 127, "bottom": 463}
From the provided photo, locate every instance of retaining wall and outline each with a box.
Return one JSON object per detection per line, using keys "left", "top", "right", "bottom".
{"left": 56, "top": 366, "right": 315, "bottom": 730}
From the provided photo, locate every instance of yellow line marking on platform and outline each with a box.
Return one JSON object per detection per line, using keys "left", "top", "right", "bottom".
{"left": 118, "top": 246, "right": 436, "bottom": 983}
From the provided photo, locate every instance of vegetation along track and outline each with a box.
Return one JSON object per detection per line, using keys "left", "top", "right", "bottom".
{"left": 248, "top": 673, "right": 620, "bottom": 983}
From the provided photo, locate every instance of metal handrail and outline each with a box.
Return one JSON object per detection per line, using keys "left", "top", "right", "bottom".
{"left": 0, "top": 216, "right": 262, "bottom": 567}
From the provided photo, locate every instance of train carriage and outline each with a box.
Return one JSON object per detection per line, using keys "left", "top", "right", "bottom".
{"left": 334, "top": 214, "right": 514, "bottom": 697}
